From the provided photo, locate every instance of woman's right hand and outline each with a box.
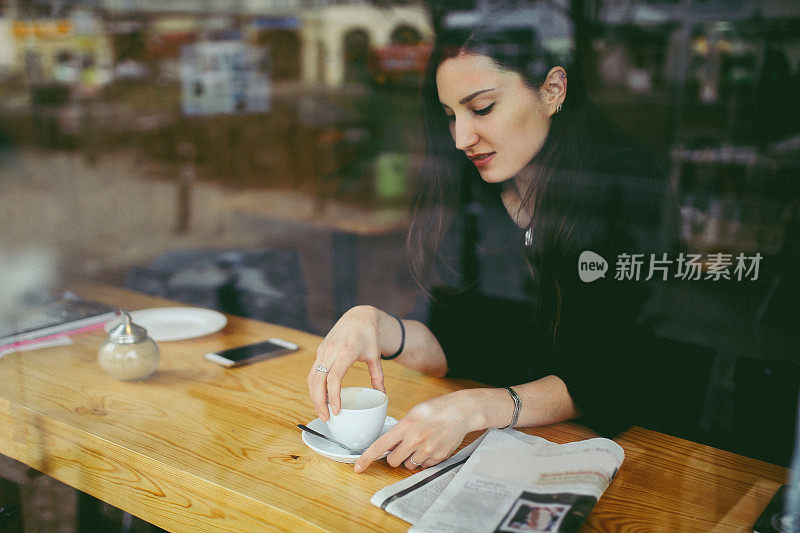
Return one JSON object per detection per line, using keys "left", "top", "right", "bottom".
{"left": 307, "top": 305, "right": 387, "bottom": 422}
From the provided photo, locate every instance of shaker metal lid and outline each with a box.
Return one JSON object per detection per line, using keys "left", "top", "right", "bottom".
{"left": 108, "top": 312, "right": 149, "bottom": 344}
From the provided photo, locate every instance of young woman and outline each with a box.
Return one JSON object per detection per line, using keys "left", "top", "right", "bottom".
{"left": 308, "top": 7, "right": 671, "bottom": 473}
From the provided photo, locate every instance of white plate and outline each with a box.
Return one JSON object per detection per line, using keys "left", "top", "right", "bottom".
{"left": 301, "top": 416, "right": 397, "bottom": 463}
{"left": 105, "top": 307, "right": 227, "bottom": 342}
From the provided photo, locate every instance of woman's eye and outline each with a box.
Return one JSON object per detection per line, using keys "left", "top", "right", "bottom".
{"left": 474, "top": 103, "right": 495, "bottom": 116}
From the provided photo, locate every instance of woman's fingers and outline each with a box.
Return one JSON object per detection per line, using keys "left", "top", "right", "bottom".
{"left": 386, "top": 439, "right": 419, "bottom": 468}
{"left": 307, "top": 360, "right": 331, "bottom": 421}
{"left": 325, "top": 355, "right": 351, "bottom": 416}
{"left": 403, "top": 456, "right": 424, "bottom": 470}
{"left": 309, "top": 342, "right": 379, "bottom": 419}
{"left": 307, "top": 306, "right": 386, "bottom": 424}
{"left": 354, "top": 428, "right": 402, "bottom": 473}
{"left": 353, "top": 393, "right": 474, "bottom": 473}
{"left": 354, "top": 417, "right": 441, "bottom": 473}
{"left": 364, "top": 354, "right": 386, "bottom": 393}
{"left": 356, "top": 429, "right": 444, "bottom": 473}
{"left": 308, "top": 339, "right": 340, "bottom": 421}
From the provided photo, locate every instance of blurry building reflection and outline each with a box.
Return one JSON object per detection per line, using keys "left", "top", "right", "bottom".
{"left": 0, "top": 0, "right": 799, "bottom": 529}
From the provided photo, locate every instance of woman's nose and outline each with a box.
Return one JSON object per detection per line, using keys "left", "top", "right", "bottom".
{"left": 452, "top": 118, "right": 479, "bottom": 151}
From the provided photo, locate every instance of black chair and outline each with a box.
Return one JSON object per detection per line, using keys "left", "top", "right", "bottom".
{"left": 123, "top": 248, "right": 310, "bottom": 332}
{"left": 732, "top": 358, "right": 799, "bottom": 467}
{"left": 76, "top": 492, "right": 166, "bottom": 532}
{"left": 632, "top": 336, "right": 716, "bottom": 445}
{"left": 0, "top": 477, "right": 23, "bottom": 533}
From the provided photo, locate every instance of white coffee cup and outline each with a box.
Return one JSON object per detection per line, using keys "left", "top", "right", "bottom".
{"left": 327, "top": 387, "right": 388, "bottom": 452}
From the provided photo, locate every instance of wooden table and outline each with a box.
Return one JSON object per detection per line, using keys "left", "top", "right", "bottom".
{"left": 0, "top": 285, "right": 788, "bottom": 532}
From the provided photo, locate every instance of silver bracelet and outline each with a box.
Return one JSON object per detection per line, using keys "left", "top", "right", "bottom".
{"left": 501, "top": 386, "right": 521, "bottom": 430}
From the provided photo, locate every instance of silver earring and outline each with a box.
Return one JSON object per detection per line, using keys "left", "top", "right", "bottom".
{"left": 555, "top": 103, "right": 562, "bottom": 114}
{"left": 524, "top": 227, "right": 533, "bottom": 246}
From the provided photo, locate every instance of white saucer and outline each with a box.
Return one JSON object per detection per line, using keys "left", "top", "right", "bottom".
{"left": 105, "top": 307, "right": 227, "bottom": 342}
{"left": 301, "top": 416, "right": 397, "bottom": 463}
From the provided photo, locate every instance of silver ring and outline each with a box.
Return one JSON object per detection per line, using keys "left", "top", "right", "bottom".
{"left": 409, "top": 456, "right": 421, "bottom": 467}
{"left": 315, "top": 365, "right": 330, "bottom": 373}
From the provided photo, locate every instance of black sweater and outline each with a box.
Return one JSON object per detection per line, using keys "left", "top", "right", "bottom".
{"left": 412, "top": 143, "right": 673, "bottom": 437}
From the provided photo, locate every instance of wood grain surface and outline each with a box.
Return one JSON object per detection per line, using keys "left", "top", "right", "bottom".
{"left": 0, "top": 284, "right": 788, "bottom": 532}
{"left": 587, "top": 426, "right": 788, "bottom": 532}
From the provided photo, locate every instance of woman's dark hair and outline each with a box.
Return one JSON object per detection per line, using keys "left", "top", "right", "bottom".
{"left": 407, "top": 2, "right": 615, "bottom": 335}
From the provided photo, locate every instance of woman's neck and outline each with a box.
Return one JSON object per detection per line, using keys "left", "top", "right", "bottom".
{"left": 499, "top": 167, "right": 536, "bottom": 228}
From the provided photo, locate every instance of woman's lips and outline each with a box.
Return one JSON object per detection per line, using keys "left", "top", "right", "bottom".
{"left": 469, "top": 152, "right": 495, "bottom": 168}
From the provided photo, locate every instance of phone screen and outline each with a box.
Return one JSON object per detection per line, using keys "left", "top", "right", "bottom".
{"left": 205, "top": 338, "right": 298, "bottom": 367}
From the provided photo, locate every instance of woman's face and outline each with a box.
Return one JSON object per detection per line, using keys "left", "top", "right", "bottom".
{"left": 436, "top": 53, "right": 553, "bottom": 185}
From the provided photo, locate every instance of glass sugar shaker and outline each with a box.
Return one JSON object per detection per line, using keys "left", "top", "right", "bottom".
{"left": 98, "top": 312, "right": 160, "bottom": 381}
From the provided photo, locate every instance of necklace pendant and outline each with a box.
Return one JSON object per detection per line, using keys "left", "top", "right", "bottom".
{"left": 524, "top": 227, "right": 532, "bottom": 246}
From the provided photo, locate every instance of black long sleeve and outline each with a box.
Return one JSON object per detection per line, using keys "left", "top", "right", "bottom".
{"left": 420, "top": 142, "right": 671, "bottom": 437}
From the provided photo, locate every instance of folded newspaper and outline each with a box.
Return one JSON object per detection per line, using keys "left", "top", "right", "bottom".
{"left": 371, "top": 429, "right": 624, "bottom": 532}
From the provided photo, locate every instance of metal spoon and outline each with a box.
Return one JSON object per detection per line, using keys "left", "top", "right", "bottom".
{"left": 297, "top": 424, "right": 363, "bottom": 455}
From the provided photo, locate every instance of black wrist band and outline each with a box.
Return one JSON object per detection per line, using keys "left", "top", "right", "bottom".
{"left": 381, "top": 313, "right": 405, "bottom": 360}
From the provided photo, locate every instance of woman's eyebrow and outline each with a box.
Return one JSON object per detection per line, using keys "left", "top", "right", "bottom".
{"left": 459, "top": 87, "right": 497, "bottom": 104}
{"left": 441, "top": 87, "right": 498, "bottom": 108}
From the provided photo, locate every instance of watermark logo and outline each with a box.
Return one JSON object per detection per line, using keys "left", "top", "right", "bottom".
{"left": 578, "top": 251, "right": 608, "bottom": 282}
{"left": 579, "top": 251, "right": 762, "bottom": 282}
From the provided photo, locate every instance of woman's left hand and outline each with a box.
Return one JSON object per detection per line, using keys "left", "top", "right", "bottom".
{"left": 354, "top": 390, "right": 484, "bottom": 473}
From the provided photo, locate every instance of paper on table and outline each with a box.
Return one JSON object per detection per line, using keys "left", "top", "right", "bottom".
{"left": 372, "top": 429, "right": 624, "bottom": 533}
{"left": 370, "top": 433, "right": 488, "bottom": 524}
{"left": 0, "top": 335, "right": 73, "bottom": 358}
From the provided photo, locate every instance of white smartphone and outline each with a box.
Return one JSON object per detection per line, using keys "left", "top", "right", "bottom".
{"left": 204, "top": 338, "right": 299, "bottom": 368}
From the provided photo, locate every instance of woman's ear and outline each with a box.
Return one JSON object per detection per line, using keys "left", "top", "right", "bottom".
{"left": 543, "top": 66, "right": 567, "bottom": 116}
